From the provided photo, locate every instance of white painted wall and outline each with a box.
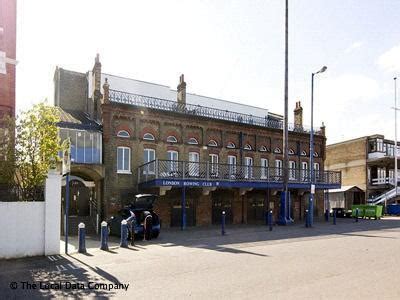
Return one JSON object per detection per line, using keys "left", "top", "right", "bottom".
{"left": 0, "top": 171, "right": 62, "bottom": 259}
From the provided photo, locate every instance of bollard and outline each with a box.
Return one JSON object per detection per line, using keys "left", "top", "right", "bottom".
{"left": 265, "top": 211, "right": 268, "bottom": 226}
{"left": 221, "top": 211, "right": 226, "bottom": 235}
{"left": 268, "top": 210, "right": 273, "bottom": 231}
{"left": 78, "top": 223, "right": 86, "bottom": 254}
{"left": 120, "top": 220, "right": 128, "bottom": 248}
{"left": 325, "top": 209, "right": 329, "bottom": 222}
{"left": 333, "top": 210, "right": 337, "bottom": 225}
{"left": 305, "top": 209, "right": 309, "bottom": 228}
{"left": 355, "top": 208, "right": 359, "bottom": 222}
{"left": 100, "top": 221, "right": 109, "bottom": 251}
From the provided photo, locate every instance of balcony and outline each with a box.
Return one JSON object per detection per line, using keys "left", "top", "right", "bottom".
{"left": 109, "top": 89, "right": 323, "bottom": 135}
{"left": 138, "top": 160, "right": 341, "bottom": 190}
{"left": 371, "top": 177, "right": 399, "bottom": 186}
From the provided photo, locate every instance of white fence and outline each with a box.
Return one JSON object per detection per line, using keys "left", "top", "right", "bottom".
{"left": 0, "top": 171, "right": 62, "bottom": 259}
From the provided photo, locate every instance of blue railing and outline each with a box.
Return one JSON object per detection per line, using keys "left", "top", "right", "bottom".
{"left": 109, "top": 90, "right": 322, "bottom": 135}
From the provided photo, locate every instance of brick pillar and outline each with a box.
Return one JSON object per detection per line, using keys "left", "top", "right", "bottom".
{"left": 196, "top": 194, "right": 212, "bottom": 226}
{"left": 92, "top": 54, "right": 102, "bottom": 121}
{"left": 154, "top": 196, "right": 171, "bottom": 228}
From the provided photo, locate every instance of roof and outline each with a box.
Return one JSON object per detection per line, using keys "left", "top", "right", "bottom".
{"left": 57, "top": 107, "right": 102, "bottom": 131}
{"left": 328, "top": 185, "right": 364, "bottom": 193}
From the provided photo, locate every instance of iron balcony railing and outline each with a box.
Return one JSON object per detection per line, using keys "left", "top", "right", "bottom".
{"left": 138, "top": 159, "right": 341, "bottom": 185}
{"left": 109, "top": 89, "right": 323, "bottom": 135}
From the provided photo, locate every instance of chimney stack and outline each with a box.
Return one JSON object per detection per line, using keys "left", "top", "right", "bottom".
{"left": 294, "top": 101, "right": 303, "bottom": 128}
{"left": 102, "top": 78, "right": 109, "bottom": 104}
{"left": 177, "top": 74, "right": 186, "bottom": 105}
{"left": 92, "top": 53, "right": 102, "bottom": 120}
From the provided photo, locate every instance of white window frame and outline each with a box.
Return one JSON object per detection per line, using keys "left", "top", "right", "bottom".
{"left": 274, "top": 148, "right": 282, "bottom": 154}
{"left": 143, "top": 148, "right": 156, "bottom": 174}
{"left": 117, "top": 130, "right": 130, "bottom": 138}
{"left": 227, "top": 142, "right": 236, "bottom": 149}
{"left": 143, "top": 133, "right": 155, "bottom": 141}
{"left": 244, "top": 157, "right": 253, "bottom": 179}
{"left": 261, "top": 158, "right": 269, "bottom": 179}
{"left": 314, "top": 162, "right": 320, "bottom": 180}
{"left": 188, "top": 137, "right": 198, "bottom": 145}
{"left": 167, "top": 150, "right": 179, "bottom": 173}
{"left": 244, "top": 144, "right": 252, "bottom": 150}
{"left": 208, "top": 140, "right": 218, "bottom": 147}
{"left": 228, "top": 155, "right": 237, "bottom": 178}
{"left": 167, "top": 135, "right": 178, "bottom": 143}
{"left": 275, "top": 159, "right": 283, "bottom": 177}
{"left": 301, "top": 161, "right": 308, "bottom": 181}
{"left": 259, "top": 146, "right": 268, "bottom": 152}
{"left": 289, "top": 161, "right": 296, "bottom": 180}
{"left": 188, "top": 152, "right": 200, "bottom": 177}
{"left": 117, "top": 146, "right": 131, "bottom": 174}
{"left": 209, "top": 154, "right": 219, "bottom": 176}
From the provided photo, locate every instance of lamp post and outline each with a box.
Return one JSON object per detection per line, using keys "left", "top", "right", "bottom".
{"left": 394, "top": 77, "right": 398, "bottom": 200}
{"left": 309, "top": 66, "right": 327, "bottom": 227}
{"left": 279, "top": 0, "right": 290, "bottom": 225}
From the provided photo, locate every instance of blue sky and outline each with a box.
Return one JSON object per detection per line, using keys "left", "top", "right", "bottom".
{"left": 15, "top": 0, "right": 400, "bottom": 144}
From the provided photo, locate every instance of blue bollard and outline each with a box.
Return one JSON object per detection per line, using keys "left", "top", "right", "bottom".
{"left": 325, "top": 209, "right": 329, "bottom": 222}
{"left": 100, "top": 221, "right": 109, "bottom": 251}
{"left": 120, "top": 219, "right": 128, "bottom": 248}
{"left": 268, "top": 210, "right": 273, "bottom": 231}
{"left": 221, "top": 211, "right": 226, "bottom": 235}
{"left": 305, "top": 209, "right": 309, "bottom": 228}
{"left": 78, "top": 223, "right": 86, "bottom": 254}
{"left": 265, "top": 211, "right": 268, "bottom": 226}
{"left": 355, "top": 208, "right": 359, "bottom": 222}
{"left": 333, "top": 210, "right": 337, "bottom": 225}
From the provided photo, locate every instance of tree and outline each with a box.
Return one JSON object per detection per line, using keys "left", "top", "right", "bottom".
{"left": 13, "top": 103, "right": 61, "bottom": 201}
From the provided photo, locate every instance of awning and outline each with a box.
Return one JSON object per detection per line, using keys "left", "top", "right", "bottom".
{"left": 329, "top": 185, "right": 363, "bottom": 194}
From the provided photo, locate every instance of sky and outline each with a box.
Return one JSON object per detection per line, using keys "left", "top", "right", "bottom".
{"left": 15, "top": 0, "right": 400, "bottom": 144}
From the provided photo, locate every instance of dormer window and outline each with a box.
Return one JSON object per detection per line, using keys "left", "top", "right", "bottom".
{"left": 208, "top": 140, "right": 218, "bottom": 147}
{"left": 143, "top": 133, "right": 155, "bottom": 141}
{"left": 244, "top": 144, "right": 252, "bottom": 150}
{"left": 117, "top": 130, "right": 130, "bottom": 138}
{"left": 274, "top": 147, "right": 282, "bottom": 154}
{"left": 188, "top": 137, "right": 198, "bottom": 145}
{"left": 227, "top": 142, "right": 236, "bottom": 149}
{"left": 167, "top": 135, "right": 178, "bottom": 143}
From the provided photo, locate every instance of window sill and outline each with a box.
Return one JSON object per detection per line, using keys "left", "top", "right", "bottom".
{"left": 117, "top": 171, "right": 132, "bottom": 174}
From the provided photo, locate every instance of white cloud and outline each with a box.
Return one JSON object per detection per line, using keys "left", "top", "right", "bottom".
{"left": 377, "top": 45, "right": 400, "bottom": 73}
{"left": 345, "top": 41, "right": 363, "bottom": 53}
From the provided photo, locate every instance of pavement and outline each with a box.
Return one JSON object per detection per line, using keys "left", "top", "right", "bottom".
{"left": 2, "top": 217, "right": 400, "bottom": 299}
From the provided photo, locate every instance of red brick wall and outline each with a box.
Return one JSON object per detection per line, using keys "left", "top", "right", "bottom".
{"left": 196, "top": 194, "right": 212, "bottom": 226}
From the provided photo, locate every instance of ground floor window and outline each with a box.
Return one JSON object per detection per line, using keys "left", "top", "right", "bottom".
{"left": 117, "top": 147, "right": 131, "bottom": 173}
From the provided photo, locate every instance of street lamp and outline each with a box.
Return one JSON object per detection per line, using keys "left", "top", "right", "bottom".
{"left": 309, "top": 66, "right": 327, "bottom": 227}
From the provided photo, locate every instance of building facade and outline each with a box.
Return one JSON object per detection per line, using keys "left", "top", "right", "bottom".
{"left": 0, "top": 0, "right": 17, "bottom": 120}
{"left": 55, "top": 55, "right": 341, "bottom": 230}
{"left": 326, "top": 134, "right": 399, "bottom": 205}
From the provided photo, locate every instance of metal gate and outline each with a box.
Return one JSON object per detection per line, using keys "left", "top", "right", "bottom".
{"left": 171, "top": 197, "right": 196, "bottom": 227}
{"left": 247, "top": 197, "right": 264, "bottom": 222}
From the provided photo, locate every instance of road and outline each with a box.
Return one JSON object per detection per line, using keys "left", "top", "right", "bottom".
{"left": 1, "top": 217, "right": 400, "bottom": 299}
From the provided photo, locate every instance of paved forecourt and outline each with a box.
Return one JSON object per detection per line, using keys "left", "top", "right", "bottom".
{"left": 1, "top": 217, "right": 400, "bottom": 299}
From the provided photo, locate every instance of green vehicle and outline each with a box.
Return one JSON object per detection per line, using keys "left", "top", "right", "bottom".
{"left": 351, "top": 205, "right": 382, "bottom": 220}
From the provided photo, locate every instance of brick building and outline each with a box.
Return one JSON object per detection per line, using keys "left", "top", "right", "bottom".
{"left": 0, "top": 0, "right": 17, "bottom": 120}
{"left": 326, "top": 135, "right": 399, "bottom": 206}
{"left": 55, "top": 55, "right": 340, "bottom": 230}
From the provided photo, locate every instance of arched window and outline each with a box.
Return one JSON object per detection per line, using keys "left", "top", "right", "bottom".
{"left": 313, "top": 151, "right": 319, "bottom": 157}
{"left": 226, "top": 142, "right": 236, "bottom": 149}
{"left": 117, "top": 130, "right": 130, "bottom": 138}
{"left": 143, "top": 133, "right": 155, "bottom": 141}
{"left": 301, "top": 150, "right": 307, "bottom": 156}
{"left": 188, "top": 137, "right": 198, "bottom": 145}
{"left": 259, "top": 146, "right": 268, "bottom": 152}
{"left": 274, "top": 147, "right": 282, "bottom": 154}
{"left": 167, "top": 135, "right": 178, "bottom": 143}
{"left": 244, "top": 144, "right": 252, "bottom": 150}
{"left": 289, "top": 149, "right": 295, "bottom": 155}
{"left": 208, "top": 140, "right": 218, "bottom": 147}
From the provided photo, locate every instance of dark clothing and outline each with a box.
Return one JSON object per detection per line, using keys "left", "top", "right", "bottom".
{"left": 143, "top": 211, "right": 153, "bottom": 240}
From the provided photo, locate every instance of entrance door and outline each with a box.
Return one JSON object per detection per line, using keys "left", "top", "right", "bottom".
{"left": 68, "top": 180, "right": 90, "bottom": 216}
{"left": 212, "top": 193, "right": 233, "bottom": 224}
{"left": 247, "top": 197, "right": 264, "bottom": 222}
{"left": 171, "top": 195, "right": 196, "bottom": 227}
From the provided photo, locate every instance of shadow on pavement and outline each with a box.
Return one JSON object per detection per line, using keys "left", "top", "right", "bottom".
{"left": 0, "top": 254, "right": 123, "bottom": 298}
